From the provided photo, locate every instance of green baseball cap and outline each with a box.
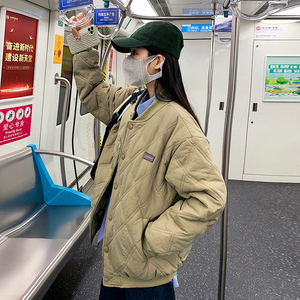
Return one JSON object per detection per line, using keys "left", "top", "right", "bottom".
{"left": 111, "top": 21, "right": 184, "bottom": 59}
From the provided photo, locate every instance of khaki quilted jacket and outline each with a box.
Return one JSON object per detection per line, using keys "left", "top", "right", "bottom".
{"left": 73, "top": 49, "right": 227, "bottom": 288}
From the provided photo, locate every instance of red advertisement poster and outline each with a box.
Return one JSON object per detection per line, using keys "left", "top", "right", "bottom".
{"left": 0, "top": 12, "right": 38, "bottom": 100}
{"left": 0, "top": 104, "right": 32, "bottom": 145}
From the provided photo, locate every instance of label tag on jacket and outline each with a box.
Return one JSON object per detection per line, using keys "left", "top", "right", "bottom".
{"left": 143, "top": 152, "right": 155, "bottom": 163}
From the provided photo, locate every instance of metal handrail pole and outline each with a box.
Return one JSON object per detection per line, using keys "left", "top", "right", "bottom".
{"left": 68, "top": 166, "right": 92, "bottom": 189}
{"left": 223, "top": 0, "right": 231, "bottom": 9}
{"left": 204, "top": 12, "right": 216, "bottom": 136}
{"left": 267, "top": 15, "right": 300, "bottom": 20}
{"left": 35, "top": 149, "right": 94, "bottom": 167}
{"left": 218, "top": 10, "right": 240, "bottom": 300}
{"left": 54, "top": 74, "right": 71, "bottom": 187}
{"left": 94, "top": 3, "right": 133, "bottom": 160}
{"left": 109, "top": 0, "right": 126, "bottom": 12}
{"left": 128, "top": 13, "right": 213, "bottom": 21}
{"left": 125, "top": 0, "right": 134, "bottom": 11}
{"left": 100, "top": 41, "right": 113, "bottom": 72}
{"left": 230, "top": 0, "right": 288, "bottom": 22}
{"left": 99, "top": 10, "right": 129, "bottom": 71}
{"left": 95, "top": 35, "right": 114, "bottom": 162}
{"left": 94, "top": 119, "right": 101, "bottom": 162}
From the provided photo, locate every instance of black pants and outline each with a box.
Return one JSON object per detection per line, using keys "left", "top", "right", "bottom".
{"left": 99, "top": 281, "right": 176, "bottom": 300}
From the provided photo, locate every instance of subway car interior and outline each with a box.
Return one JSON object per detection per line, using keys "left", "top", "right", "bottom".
{"left": 0, "top": 0, "right": 299, "bottom": 299}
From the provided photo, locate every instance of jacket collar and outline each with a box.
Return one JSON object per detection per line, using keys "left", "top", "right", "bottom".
{"left": 133, "top": 89, "right": 170, "bottom": 122}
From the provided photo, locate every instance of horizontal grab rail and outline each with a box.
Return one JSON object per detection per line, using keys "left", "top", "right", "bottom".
{"left": 230, "top": 0, "right": 288, "bottom": 22}
{"left": 35, "top": 150, "right": 94, "bottom": 168}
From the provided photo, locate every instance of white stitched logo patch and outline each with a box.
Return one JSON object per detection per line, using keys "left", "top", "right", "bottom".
{"left": 143, "top": 152, "right": 155, "bottom": 163}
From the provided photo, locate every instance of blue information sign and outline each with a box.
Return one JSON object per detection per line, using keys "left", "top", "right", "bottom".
{"left": 59, "top": 0, "right": 93, "bottom": 10}
{"left": 183, "top": 8, "right": 222, "bottom": 16}
{"left": 181, "top": 24, "right": 212, "bottom": 33}
{"left": 94, "top": 8, "right": 119, "bottom": 26}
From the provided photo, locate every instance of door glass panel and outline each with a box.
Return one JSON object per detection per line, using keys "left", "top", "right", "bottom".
{"left": 80, "top": 103, "right": 88, "bottom": 116}
{"left": 56, "top": 45, "right": 73, "bottom": 125}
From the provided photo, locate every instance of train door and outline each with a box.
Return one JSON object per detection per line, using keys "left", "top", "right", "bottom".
{"left": 180, "top": 39, "right": 230, "bottom": 169}
{"left": 0, "top": 1, "right": 49, "bottom": 156}
{"left": 180, "top": 40, "right": 211, "bottom": 124}
{"left": 244, "top": 39, "right": 300, "bottom": 183}
{"left": 39, "top": 31, "right": 120, "bottom": 189}
{"left": 39, "top": 25, "right": 96, "bottom": 188}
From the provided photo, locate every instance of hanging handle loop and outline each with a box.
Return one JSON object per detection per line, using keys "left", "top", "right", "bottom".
{"left": 61, "top": 6, "right": 123, "bottom": 40}
{"left": 59, "top": 4, "right": 94, "bottom": 27}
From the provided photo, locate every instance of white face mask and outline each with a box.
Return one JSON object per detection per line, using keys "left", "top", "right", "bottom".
{"left": 123, "top": 55, "right": 164, "bottom": 88}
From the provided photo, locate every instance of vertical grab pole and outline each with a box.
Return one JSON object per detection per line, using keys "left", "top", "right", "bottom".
{"left": 94, "top": 0, "right": 134, "bottom": 160}
{"left": 204, "top": 1, "right": 217, "bottom": 136}
{"left": 94, "top": 40, "right": 113, "bottom": 161}
{"left": 54, "top": 73, "right": 71, "bottom": 187}
{"left": 218, "top": 7, "right": 240, "bottom": 300}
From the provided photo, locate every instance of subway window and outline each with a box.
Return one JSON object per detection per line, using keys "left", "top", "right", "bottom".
{"left": 56, "top": 45, "right": 73, "bottom": 125}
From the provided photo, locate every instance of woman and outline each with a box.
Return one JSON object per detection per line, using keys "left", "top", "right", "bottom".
{"left": 70, "top": 15, "right": 226, "bottom": 300}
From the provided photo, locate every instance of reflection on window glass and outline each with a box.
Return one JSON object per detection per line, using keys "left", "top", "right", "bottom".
{"left": 80, "top": 103, "right": 88, "bottom": 116}
{"left": 121, "top": 16, "right": 131, "bottom": 29}
{"left": 57, "top": 45, "right": 73, "bottom": 125}
{"left": 57, "top": 85, "right": 69, "bottom": 125}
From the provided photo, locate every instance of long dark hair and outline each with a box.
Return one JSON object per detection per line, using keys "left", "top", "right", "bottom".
{"left": 145, "top": 45, "right": 201, "bottom": 129}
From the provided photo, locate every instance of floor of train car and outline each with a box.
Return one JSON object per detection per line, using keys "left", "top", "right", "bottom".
{"left": 43, "top": 180, "right": 299, "bottom": 300}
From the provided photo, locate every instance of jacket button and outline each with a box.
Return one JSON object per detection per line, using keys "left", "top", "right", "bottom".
{"left": 104, "top": 246, "right": 109, "bottom": 253}
{"left": 128, "top": 124, "right": 133, "bottom": 130}
{"left": 114, "top": 183, "right": 118, "bottom": 190}
{"left": 104, "top": 277, "right": 109, "bottom": 282}
{"left": 121, "top": 153, "right": 125, "bottom": 160}
{"left": 108, "top": 215, "right": 112, "bottom": 221}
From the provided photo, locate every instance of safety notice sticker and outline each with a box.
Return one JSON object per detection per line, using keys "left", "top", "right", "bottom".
{"left": 255, "top": 25, "right": 282, "bottom": 39}
{"left": 0, "top": 104, "right": 32, "bottom": 146}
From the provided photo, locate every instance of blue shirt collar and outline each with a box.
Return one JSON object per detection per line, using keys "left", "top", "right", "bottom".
{"left": 136, "top": 92, "right": 157, "bottom": 117}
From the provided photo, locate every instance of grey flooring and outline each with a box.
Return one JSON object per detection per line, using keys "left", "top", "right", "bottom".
{"left": 43, "top": 180, "right": 300, "bottom": 300}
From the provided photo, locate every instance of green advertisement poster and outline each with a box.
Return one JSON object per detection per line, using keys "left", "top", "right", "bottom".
{"left": 264, "top": 56, "right": 300, "bottom": 102}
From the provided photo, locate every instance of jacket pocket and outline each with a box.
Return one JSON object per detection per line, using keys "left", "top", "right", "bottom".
{"left": 138, "top": 245, "right": 191, "bottom": 281}
{"left": 138, "top": 255, "right": 180, "bottom": 281}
